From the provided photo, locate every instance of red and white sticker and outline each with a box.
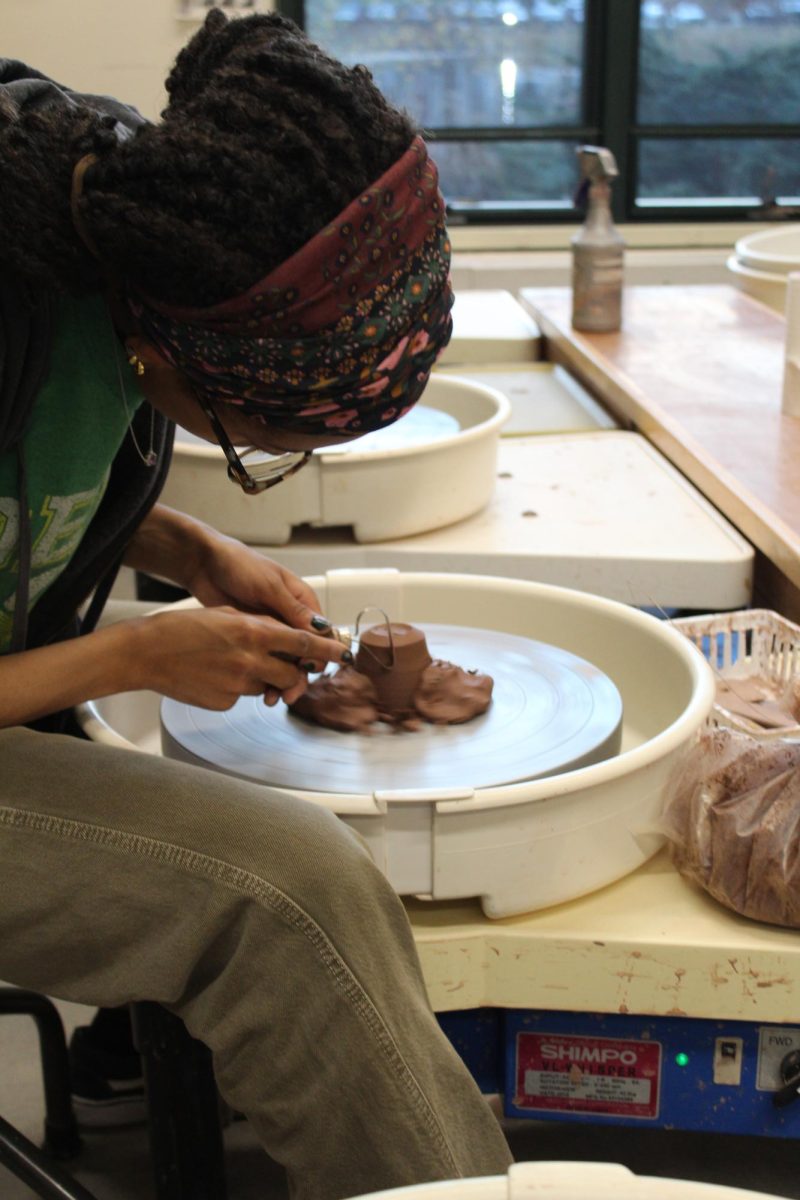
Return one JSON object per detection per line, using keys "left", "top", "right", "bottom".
{"left": 514, "top": 1032, "right": 661, "bottom": 1118}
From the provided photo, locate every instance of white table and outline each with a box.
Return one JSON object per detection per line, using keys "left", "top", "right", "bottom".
{"left": 439, "top": 289, "right": 542, "bottom": 365}
{"left": 409, "top": 849, "right": 800, "bottom": 1024}
{"left": 251, "top": 433, "right": 753, "bottom": 610}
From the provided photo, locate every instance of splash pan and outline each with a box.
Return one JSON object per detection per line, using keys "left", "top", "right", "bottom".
{"left": 78, "top": 571, "right": 714, "bottom": 917}
{"left": 158, "top": 374, "right": 510, "bottom": 545}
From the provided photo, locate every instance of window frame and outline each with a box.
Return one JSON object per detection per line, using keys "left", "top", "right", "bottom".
{"left": 276, "top": 0, "right": 800, "bottom": 225}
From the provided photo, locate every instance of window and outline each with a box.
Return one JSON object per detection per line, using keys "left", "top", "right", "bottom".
{"left": 636, "top": 1, "right": 800, "bottom": 216}
{"left": 277, "top": 0, "right": 800, "bottom": 223}
{"left": 179, "top": 0, "right": 271, "bottom": 16}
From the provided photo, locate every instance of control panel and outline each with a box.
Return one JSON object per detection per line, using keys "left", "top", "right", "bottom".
{"left": 437, "top": 1009, "right": 800, "bottom": 1138}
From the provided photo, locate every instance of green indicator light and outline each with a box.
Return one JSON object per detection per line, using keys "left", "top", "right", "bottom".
{"left": 675, "top": 1052, "right": 690, "bottom": 1067}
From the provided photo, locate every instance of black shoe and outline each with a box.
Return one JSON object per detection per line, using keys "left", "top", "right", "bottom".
{"left": 68, "top": 1024, "right": 146, "bottom": 1128}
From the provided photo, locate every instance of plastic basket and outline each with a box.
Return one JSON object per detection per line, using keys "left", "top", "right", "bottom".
{"left": 673, "top": 608, "right": 800, "bottom": 739}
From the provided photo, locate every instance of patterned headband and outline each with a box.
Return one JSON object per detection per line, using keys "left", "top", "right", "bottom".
{"left": 127, "top": 136, "right": 454, "bottom": 436}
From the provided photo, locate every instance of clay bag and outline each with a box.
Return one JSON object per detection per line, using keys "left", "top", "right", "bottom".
{"left": 662, "top": 727, "right": 800, "bottom": 928}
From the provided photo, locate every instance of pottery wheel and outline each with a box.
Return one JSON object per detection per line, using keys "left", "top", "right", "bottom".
{"left": 161, "top": 625, "right": 623, "bottom": 794}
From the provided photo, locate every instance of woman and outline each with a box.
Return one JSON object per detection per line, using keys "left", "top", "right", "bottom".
{"left": 0, "top": 10, "right": 513, "bottom": 1199}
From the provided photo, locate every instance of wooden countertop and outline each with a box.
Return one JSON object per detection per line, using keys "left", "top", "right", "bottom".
{"left": 518, "top": 285, "right": 800, "bottom": 597}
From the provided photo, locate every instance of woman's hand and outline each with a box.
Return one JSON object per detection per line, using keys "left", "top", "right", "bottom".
{"left": 126, "top": 605, "right": 349, "bottom": 709}
{"left": 0, "top": 606, "right": 352, "bottom": 728}
{"left": 184, "top": 531, "right": 323, "bottom": 632}
{"left": 123, "top": 505, "right": 331, "bottom": 636}
{"left": 119, "top": 505, "right": 347, "bottom": 706}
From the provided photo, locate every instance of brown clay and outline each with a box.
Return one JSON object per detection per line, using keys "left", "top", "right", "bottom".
{"left": 355, "top": 623, "right": 432, "bottom": 720}
{"left": 290, "top": 667, "right": 379, "bottom": 733}
{"left": 414, "top": 660, "right": 494, "bottom": 724}
{"left": 716, "top": 675, "right": 800, "bottom": 731}
{"left": 289, "top": 622, "right": 493, "bottom": 734}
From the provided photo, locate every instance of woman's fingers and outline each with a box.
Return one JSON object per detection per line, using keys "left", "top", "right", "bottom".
{"left": 138, "top": 607, "right": 348, "bottom": 710}
{"left": 255, "top": 622, "right": 351, "bottom": 674}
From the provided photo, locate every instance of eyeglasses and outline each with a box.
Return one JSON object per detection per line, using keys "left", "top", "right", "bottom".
{"left": 194, "top": 394, "right": 312, "bottom": 495}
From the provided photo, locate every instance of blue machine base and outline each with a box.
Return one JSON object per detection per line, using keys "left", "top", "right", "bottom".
{"left": 437, "top": 1008, "right": 800, "bottom": 1138}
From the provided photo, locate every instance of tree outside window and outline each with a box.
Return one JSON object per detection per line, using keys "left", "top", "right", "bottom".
{"left": 283, "top": 0, "right": 800, "bottom": 221}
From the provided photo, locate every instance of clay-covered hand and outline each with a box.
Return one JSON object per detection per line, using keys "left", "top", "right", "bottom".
{"left": 126, "top": 605, "right": 350, "bottom": 710}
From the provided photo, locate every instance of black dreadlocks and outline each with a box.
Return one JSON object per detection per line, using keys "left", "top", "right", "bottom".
{"left": 0, "top": 9, "right": 418, "bottom": 306}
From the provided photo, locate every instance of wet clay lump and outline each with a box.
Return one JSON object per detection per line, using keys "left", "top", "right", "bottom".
{"left": 291, "top": 622, "right": 493, "bottom": 733}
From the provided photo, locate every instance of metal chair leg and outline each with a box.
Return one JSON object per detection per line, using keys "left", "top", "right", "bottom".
{"left": 0, "top": 1112, "right": 98, "bottom": 1200}
{"left": 0, "top": 988, "right": 81, "bottom": 1159}
{"left": 131, "top": 1002, "right": 227, "bottom": 1200}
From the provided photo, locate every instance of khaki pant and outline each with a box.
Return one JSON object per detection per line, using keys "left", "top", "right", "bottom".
{"left": 0, "top": 726, "right": 512, "bottom": 1199}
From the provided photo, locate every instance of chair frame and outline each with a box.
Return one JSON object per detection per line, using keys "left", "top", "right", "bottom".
{"left": 0, "top": 991, "right": 229, "bottom": 1200}
{"left": 0, "top": 986, "right": 95, "bottom": 1200}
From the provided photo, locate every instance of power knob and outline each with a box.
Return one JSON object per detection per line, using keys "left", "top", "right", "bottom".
{"left": 772, "top": 1049, "right": 800, "bottom": 1108}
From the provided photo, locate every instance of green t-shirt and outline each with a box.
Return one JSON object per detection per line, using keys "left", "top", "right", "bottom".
{"left": 0, "top": 292, "right": 144, "bottom": 652}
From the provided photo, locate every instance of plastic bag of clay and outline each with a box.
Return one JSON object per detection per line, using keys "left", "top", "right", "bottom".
{"left": 661, "top": 726, "right": 800, "bottom": 928}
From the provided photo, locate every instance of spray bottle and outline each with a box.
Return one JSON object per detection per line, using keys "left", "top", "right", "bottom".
{"left": 571, "top": 145, "right": 625, "bottom": 333}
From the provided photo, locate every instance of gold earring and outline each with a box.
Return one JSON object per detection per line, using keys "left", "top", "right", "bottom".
{"left": 127, "top": 352, "right": 145, "bottom": 377}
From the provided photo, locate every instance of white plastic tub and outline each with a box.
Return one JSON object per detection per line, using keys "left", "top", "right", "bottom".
{"left": 735, "top": 224, "right": 800, "bottom": 276}
{"left": 78, "top": 570, "right": 714, "bottom": 918}
{"left": 726, "top": 225, "right": 800, "bottom": 312}
{"left": 346, "top": 1161, "right": 786, "bottom": 1200}
{"left": 725, "top": 255, "right": 787, "bottom": 313}
{"left": 159, "top": 374, "right": 510, "bottom": 545}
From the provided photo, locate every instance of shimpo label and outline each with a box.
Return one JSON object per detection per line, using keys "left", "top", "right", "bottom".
{"left": 514, "top": 1032, "right": 661, "bottom": 1118}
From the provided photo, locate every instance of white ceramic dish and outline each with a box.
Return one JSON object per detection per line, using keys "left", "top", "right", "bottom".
{"left": 78, "top": 570, "right": 714, "bottom": 918}
{"left": 159, "top": 374, "right": 510, "bottom": 545}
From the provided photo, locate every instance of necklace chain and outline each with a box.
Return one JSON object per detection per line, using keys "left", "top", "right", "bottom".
{"left": 112, "top": 329, "right": 157, "bottom": 468}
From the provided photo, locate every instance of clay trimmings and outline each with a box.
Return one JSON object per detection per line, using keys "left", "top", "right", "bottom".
{"left": 290, "top": 622, "right": 493, "bottom": 733}
{"left": 715, "top": 675, "right": 800, "bottom": 731}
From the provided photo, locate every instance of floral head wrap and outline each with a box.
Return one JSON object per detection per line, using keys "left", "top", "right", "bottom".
{"left": 127, "top": 136, "right": 453, "bottom": 436}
